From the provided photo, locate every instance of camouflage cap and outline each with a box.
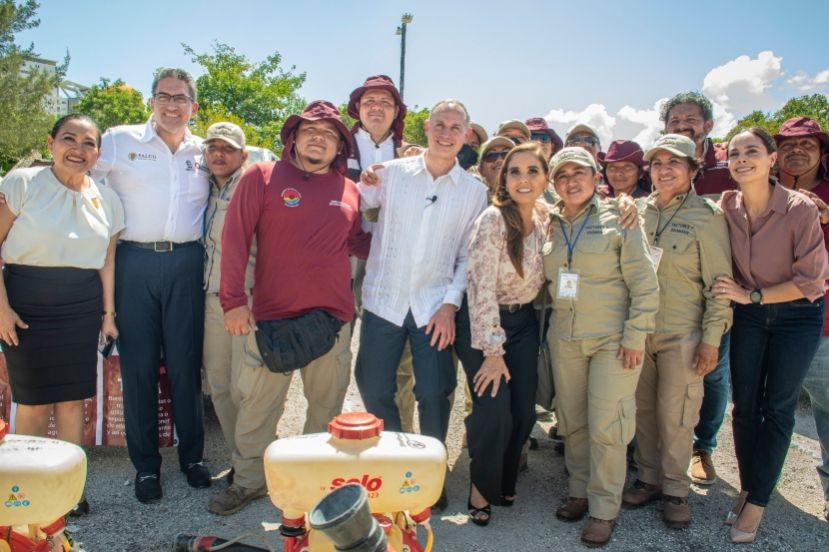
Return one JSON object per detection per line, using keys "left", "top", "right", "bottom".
{"left": 550, "top": 146, "right": 599, "bottom": 176}
{"left": 644, "top": 133, "right": 696, "bottom": 162}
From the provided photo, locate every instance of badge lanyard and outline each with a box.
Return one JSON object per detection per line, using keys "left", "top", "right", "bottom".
{"left": 653, "top": 193, "right": 689, "bottom": 244}
{"left": 558, "top": 211, "right": 592, "bottom": 266}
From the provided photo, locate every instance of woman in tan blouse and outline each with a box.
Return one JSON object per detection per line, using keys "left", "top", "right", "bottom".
{"left": 0, "top": 114, "right": 124, "bottom": 515}
{"left": 712, "top": 128, "right": 829, "bottom": 543}
{"left": 454, "top": 143, "right": 550, "bottom": 526}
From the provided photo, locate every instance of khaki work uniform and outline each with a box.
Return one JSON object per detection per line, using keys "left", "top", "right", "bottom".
{"left": 233, "top": 325, "right": 353, "bottom": 489}
{"left": 635, "top": 191, "right": 732, "bottom": 497}
{"left": 203, "top": 169, "right": 256, "bottom": 459}
{"left": 543, "top": 195, "right": 659, "bottom": 520}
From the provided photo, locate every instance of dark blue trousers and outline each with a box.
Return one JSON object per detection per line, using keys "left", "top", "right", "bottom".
{"left": 115, "top": 242, "right": 205, "bottom": 474}
{"left": 730, "top": 298, "right": 824, "bottom": 506}
{"left": 355, "top": 309, "right": 456, "bottom": 441}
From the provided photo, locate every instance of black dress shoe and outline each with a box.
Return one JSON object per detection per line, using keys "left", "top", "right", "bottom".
{"left": 68, "top": 497, "right": 90, "bottom": 517}
{"left": 431, "top": 489, "right": 448, "bottom": 513}
{"left": 135, "top": 473, "right": 162, "bottom": 503}
{"left": 183, "top": 461, "right": 212, "bottom": 489}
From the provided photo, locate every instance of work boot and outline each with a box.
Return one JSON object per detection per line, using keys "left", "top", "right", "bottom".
{"left": 208, "top": 484, "right": 267, "bottom": 516}
{"left": 622, "top": 479, "right": 661, "bottom": 508}
{"left": 690, "top": 450, "right": 716, "bottom": 485}
{"left": 662, "top": 495, "right": 691, "bottom": 529}
{"left": 555, "top": 497, "right": 589, "bottom": 522}
{"left": 580, "top": 516, "right": 615, "bottom": 547}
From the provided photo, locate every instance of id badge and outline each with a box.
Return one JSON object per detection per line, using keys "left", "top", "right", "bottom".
{"left": 649, "top": 245, "right": 664, "bottom": 272}
{"left": 557, "top": 267, "right": 580, "bottom": 300}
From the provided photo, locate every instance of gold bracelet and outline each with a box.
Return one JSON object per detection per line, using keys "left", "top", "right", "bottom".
{"left": 102, "top": 311, "right": 117, "bottom": 318}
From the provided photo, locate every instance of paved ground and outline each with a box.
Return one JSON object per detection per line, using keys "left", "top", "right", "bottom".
{"left": 70, "top": 331, "right": 828, "bottom": 551}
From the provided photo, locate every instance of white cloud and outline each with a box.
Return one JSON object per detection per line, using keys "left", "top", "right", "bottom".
{"left": 616, "top": 99, "right": 666, "bottom": 148}
{"left": 786, "top": 68, "right": 829, "bottom": 91}
{"left": 702, "top": 50, "right": 783, "bottom": 112}
{"left": 544, "top": 104, "right": 615, "bottom": 148}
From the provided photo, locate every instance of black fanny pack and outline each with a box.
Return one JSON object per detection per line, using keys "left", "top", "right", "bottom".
{"left": 254, "top": 310, "right": 344, "bottom": 374}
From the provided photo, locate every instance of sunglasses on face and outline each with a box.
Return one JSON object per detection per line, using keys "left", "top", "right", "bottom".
{"left": 482, "top": 151, "right": 509, "bottom": 163}
{"left": 566, "top": 135, "right": 599, "bottom": 147}
{"left": 531, "top": 132, "right": 552, "bottom": 143}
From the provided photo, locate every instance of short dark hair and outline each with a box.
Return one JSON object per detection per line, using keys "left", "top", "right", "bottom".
{"left": 151, "top": 67, "right": 197, "bottom": 100}
{"left": 660, "top": 91, "right": 714, "bottom": 123}
{"left": 728, "top": 127, "right": 777, "bottom": 154}
{"left": 50, "top": 114, "right": 102, "bottom": 148}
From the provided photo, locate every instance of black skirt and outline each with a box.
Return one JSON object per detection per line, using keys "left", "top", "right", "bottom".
{"left": 2, "top": 264, "right": 102, "bottom": 405}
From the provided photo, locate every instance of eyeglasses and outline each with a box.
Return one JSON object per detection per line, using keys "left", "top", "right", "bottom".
{"left": 482, "top": 151, "right": 509, "bottom": 163}
{"left": 153, "top": 92, "right": 194, "bottom": 105}
{"left": 531, "top": 132, "right": 552, "bottom": 143}
{"left": 566, "top": 135, "right": 599, "bottom": 147}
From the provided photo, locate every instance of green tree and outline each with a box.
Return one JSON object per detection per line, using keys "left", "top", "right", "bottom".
{"left": 726, "top": 94, "right": 829, "bottom": 141}
{"left": 403, "top": 106, "right": 429, "bottom": 146}
{"left": 0, "top": 0, "right": 64, "bottom": 173}
{"left": 183, "top": 41, "right": 305, "bottom": 153}
{"left": 75, "top": 78, "right": 148, "bottom": 131}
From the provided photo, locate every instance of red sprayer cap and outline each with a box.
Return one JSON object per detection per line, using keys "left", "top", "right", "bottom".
{"left": 328, "top": 412, "right": 384, "bottom": 440}
{"left": 0, "top": 419, "right": 7, "bottom": 440}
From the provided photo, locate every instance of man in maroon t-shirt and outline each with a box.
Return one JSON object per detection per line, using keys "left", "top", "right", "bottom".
{"left": 775, "top": 116, "right": 829, "bottom": 521}
{"left": 210, "top": 100, "right": 370, "bottom": 516}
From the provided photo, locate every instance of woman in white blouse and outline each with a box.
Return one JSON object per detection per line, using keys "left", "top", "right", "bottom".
{"left": 454, "top": 143, "right": 550, "bottom": 526}
{"left": 0, "top": 114, "right": 124, "bottom": 515}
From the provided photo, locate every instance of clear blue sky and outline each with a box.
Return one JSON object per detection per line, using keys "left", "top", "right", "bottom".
{"left": 20, "top": 0, "right": 829, "bottom": 143}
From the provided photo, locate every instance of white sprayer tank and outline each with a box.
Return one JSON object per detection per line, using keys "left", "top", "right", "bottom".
{"left": 264, "top": 412, "right": 447, "bottom": 519}
{"left": 0, "top": 420, "right": 87, "bottom": 526}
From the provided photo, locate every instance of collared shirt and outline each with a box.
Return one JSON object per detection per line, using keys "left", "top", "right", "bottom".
{"left": 543, "top": 195, "right": 659, "bottom": 350}
{"left": 92, "top": 118, "right": 210, "bottom": 242}
{"left": 467, "top": 202, "right": 549, "bottom": 356}
{"left": 641, "top": 190, "right": 733, "bottom": 346}
{"left": 203, "top": 167, "right": 255, "bottom": 294}
{"left": 352, "top": 127, "right": 396, "bottom": 170}
{"left": 0, "top": 167, "right": 125, "bottom": 269}
{"left": 359, "top": 153, "right": 489, "bottom": 327}
{"left": 721, "top": 181, "right": 829, "bottom": 301}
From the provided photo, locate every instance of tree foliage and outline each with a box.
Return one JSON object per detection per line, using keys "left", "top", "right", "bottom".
{"left": 403, "top": 106, "right": 429, "bottom": 147}
{"left": 183, "top": 41, "right": 305, "bottom": 153}
{"left": 0, "top": 0, "right": 62, "bottom": 173}
{"left": 726, "top": 94, "right": 829, "bottom": 141}
{"left": 75, "top": 78, "right": 148, "bottom": 131}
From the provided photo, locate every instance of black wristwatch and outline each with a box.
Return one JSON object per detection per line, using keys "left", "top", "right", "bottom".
{"left": 749, "top": 289, "right": 763, "bottom": 305}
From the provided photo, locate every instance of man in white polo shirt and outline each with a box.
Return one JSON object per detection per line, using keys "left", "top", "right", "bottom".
{"left": 355, "top": 99, "right": 488, "bottom": 468}
{"left": 92, "top": 68, "right": 211, "bottom": 504}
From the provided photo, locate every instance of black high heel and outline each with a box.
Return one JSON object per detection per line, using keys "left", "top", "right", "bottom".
{"left": 500, "top": 495, "right": 516, "bottom": 507}
{"left": 468, "top": 490, "right": 491, "bottom": 527}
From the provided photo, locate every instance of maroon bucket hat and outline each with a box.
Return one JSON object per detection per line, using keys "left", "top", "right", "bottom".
{"left": 525, "top": 117, "right": 564, "bottom": 153}
{"left": 281, "top": 100, "right": 354, "bottom": 174}
{"left": 347, "top": 75, "right": 408, "bottom": 143}
{"left": 773, "top": 117, "right": 829, "bottom": 149}
{"left": 601, "top": 140, "right": 645, "bottom": 168}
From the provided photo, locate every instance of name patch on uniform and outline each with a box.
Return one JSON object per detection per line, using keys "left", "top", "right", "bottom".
{"left": 329, "top": 200, "right": 354, "bottom": 212}
{"left": 127, "top": 152, "right": 157, "bottom": 162}
{"left": 281, "top": 188, "right": 302, "bottom": 207}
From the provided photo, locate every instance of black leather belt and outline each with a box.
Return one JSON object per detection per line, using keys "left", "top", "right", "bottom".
{"left": 119, "top": 240, "right": 200, "bottom": 252}
{"left": 499, "top": 302, "right": 532, "bottom": 313}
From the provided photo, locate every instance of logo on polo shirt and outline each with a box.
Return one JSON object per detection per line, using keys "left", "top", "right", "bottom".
{"left": 128, "top": 152, "right": 158, "bottom": 162}
{"left": 282, "top": 188, "right": 301, "bottom": 207}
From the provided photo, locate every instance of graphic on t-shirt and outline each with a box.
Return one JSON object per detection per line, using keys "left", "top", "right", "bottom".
{"left": 282, "top": 188, "right": 301, "bottom": 207}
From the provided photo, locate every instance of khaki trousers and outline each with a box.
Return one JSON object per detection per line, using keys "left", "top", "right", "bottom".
{"left": 203, "top": 294, "right": 246, "bottom": 458}
{"left": 232, "top": 324, "right": 352, "bottom": 490}
{"left": 634, "top": 332, "right": 704, "bottom": 497}
{"left": 551, "top": 334, "right": 641, "bottom": 520}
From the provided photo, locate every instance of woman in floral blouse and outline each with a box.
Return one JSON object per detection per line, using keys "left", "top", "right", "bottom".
{"left": 454, "top": 143, "right": 550, "bottom": 526}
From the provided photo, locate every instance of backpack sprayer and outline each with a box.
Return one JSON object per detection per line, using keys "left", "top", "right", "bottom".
{"left": 176, "top": 412, "right": 447, "bottom": 552}
{"left": 0, "top": 418, "right": 85, "bottom": 552}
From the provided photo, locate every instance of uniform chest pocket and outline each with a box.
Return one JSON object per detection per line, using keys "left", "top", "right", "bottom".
{"left": 662, "top": 233, "right": 699, "bottom": 273}
{"left": 579, "top": 236, "right": 612, "bottom": 254}
{"left": 216, "top": 198, "right": 230, "bottom": 211}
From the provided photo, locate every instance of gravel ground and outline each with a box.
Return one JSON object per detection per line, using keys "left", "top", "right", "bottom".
{"left": 70, "top": 330, "right": 828, "bottom": 551}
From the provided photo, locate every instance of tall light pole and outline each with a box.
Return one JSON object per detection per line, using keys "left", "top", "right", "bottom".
{"left": 395, "top": 13, "right": 413, "bottom": 101}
